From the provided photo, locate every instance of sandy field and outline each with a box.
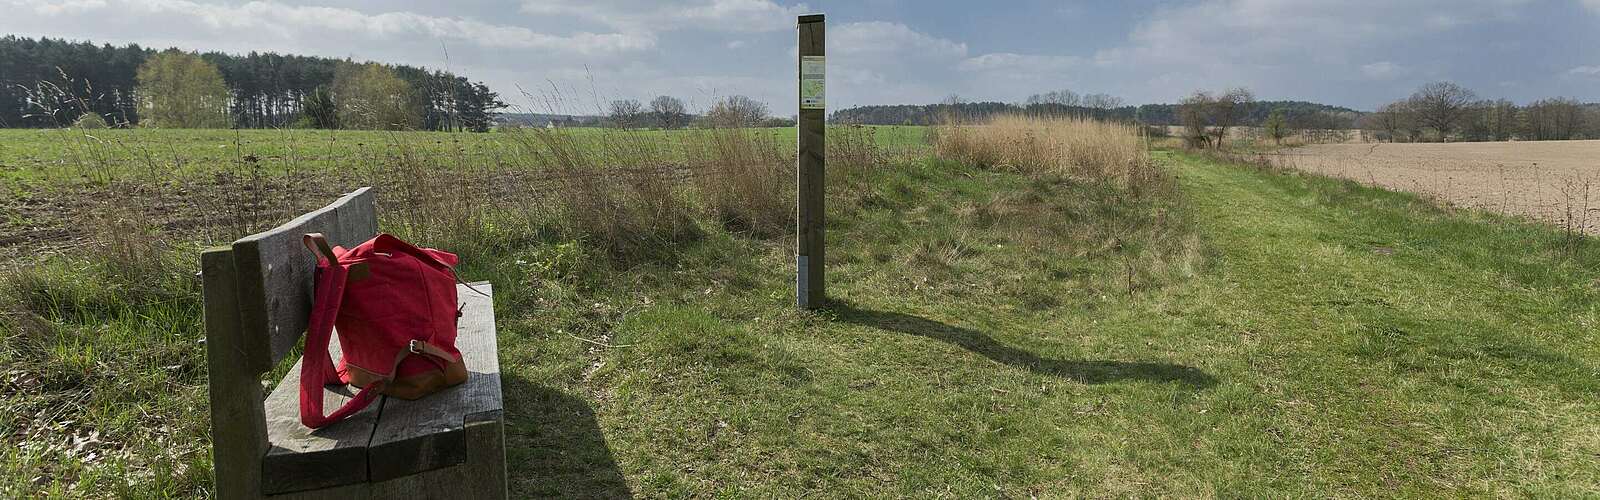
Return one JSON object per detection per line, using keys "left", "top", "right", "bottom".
{"left": 1263, "top": 140, "right": 1600, "bottom": 235}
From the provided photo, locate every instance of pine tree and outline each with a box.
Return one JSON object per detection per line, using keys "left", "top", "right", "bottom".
{"left": 303, "top": 85, "right": 338, "bottom": 129}
{"left": 0, "top": 36, "right": 502, "bottom": 131}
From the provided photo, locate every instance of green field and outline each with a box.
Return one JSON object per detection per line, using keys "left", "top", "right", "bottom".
{"left": 4, "top": 126, "right": 1600, "bottom": 497}
{"left": 0, "top": 126, "right": 929, "bottom": 184}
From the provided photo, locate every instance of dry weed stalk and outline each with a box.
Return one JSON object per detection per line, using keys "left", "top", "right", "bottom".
{"left": 509, "top": 126, "right": 698, "bottom": 256}
{"left": 685, "top": 127, "right": 794, "bottom": 237}
{"left": 826, "top": 124, "right": 885, "bottom": 188}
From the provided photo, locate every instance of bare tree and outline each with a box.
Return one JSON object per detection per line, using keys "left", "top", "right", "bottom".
{"left": 1361, "top": 101, "right": 1415, "bottom": 142}
{"left": 1463, "top": 99, "right": 1518, "bottom": 142}
{"left": 1406, "top": 81, "right": 1477, "bottom": 141}
{"left": 1025, "top": 89, "right": 1081, "bottom": 107}
{"left": 1207, "top": 87, "right": 1254, "bottom": 147}
{"left": 1082, "top": 93, "right": 1125, "bottom": 110}
{"left": 707, "top": 95, "right": 769, "bottom": 128}
{"left": 607, "top": 99, "right": 644, "bottom": 129}
{"left": 1174, "top": 87, "right": 1253, "bottom": 148}
{"left": 1178, "top": 91, "right": 1214, "bottom": 148}
{"left": 1588, "top": 105, "right": 1600, "bottom": 139}
{"left": 1523, "top": 97, "right": 1586, "bottom": 141}
{"left": 649, "top": 95, "right": 688, "bottom": 129}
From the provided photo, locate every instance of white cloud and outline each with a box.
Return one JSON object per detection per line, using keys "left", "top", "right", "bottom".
{"left": 831, "top": 21, "right": 966, "bottom": 59}
{"left": 822, "top": 21, "right": 1097, "bottom": 106}
{"left": 1360, "top": 61, "right": 1404, "bottom": 80}
{"left": 4, "top": 0, "right": 1586, "bottom": 115}
{"left": 957, "top": 53, "right": 1080, "bottom": 73}
{"left": 821, "top": 21, "right": 967, "bottom": 104}
{"left": 1103, "top": 0, "right": 1528, "bottom": 65}
{"left": 16, "top": 0, "right": 652, "bottom": 54}
{"left": 26, "top": 0, "right": 105, "bottom": 15}
{"left": 520, "top": 0, "right": 808, "bottom": 34}
{"left": 1089, "top": 0, "right": 1536, "bottom": 103}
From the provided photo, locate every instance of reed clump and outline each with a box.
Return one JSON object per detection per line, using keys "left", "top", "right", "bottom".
{"left": 933, "top": 115, "right": 1152, "bottom": 188}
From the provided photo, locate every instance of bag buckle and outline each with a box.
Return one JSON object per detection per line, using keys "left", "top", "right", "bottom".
{"left": 408, "top": 339, "right": 423, "bottom": 355}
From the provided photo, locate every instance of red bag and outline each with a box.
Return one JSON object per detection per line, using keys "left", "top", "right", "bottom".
{"left": 299, "top": 233, "right": 469, "bottom": 429}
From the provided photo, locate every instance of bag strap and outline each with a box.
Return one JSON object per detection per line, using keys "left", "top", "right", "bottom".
{"left": 299, "top": 233, "right": 384, "bottom": 429}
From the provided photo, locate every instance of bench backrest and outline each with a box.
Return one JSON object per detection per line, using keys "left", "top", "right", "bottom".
{"left": 201, "top": 187, "right": 376, "bottom": 499}
{"left": 230, "top": 187, "right": 377, "bottom": 373}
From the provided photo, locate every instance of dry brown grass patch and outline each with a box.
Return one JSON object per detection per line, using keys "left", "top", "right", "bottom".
{"left": 684, "top": 128, "right": 794, "bottom": 238}
{"left": 933, "top": 115, "right": 1152, "bottom": 187}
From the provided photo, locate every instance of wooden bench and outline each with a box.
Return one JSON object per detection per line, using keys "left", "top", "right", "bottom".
{"left": 200, "top": 187, "right": 506, "bottom": 499}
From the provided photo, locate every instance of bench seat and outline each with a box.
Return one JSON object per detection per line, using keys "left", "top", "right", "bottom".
{"left": 260, "top": 282, "right": 505, "bottom": 497}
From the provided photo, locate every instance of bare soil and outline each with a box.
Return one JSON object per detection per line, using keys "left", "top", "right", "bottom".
{"left": 1263, "top": 140, "right": 1600, "bottom": 235}
{"left": 0, "top": 164, "right": 708, "bottom": 265}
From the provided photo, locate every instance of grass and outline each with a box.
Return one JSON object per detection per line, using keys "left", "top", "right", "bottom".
{"left": 0, "top": 123, "right": 922, "bottom": 268}
{"left": 4, "top": 121, "right": 1600, "bottom": 497}
{"left": 0, "top": 125, "right": 929, "bottom": 185}
{"left": 1147, "top": 152, "right": 1600, "bottom": 495}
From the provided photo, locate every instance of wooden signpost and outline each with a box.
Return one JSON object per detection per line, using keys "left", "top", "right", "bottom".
{"left": 797, "top": 13, "right": 826, "bottom": 309}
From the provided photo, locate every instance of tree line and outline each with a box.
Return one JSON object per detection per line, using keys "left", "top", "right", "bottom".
{"left": 834, "top": 82, "right": 1597, "bottom": 146}
{"left": 828, "top": 92, "right": 1357, "bottom": 130}
{"left": 598, "top": 94, "right": 793, "bottom": 130}
{"left": 1173, "top": 82, "right": 1600, "bottom": 148}
{"left": 829, "top": 100, "right": 1136, "bottom": 126}
{"left": 0, "top": 36, "right": 505, "bottom": 131}
{"left": 1360, "top": 82, "right": 1598, "bottom": 142}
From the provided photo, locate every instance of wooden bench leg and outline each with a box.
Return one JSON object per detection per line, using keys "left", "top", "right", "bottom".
{"left": 368, "top": 414, "right": 507, "bottom": 499}
{"left": 468, "top": 417, "right": 509, "bottom": 499}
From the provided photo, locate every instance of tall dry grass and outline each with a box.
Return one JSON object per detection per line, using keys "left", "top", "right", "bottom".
{"left": 826, "top": 124, "right": 886, "bottom": 187}
{"left": 930, "top": 114, "right": 1196, "bottom": 293}
{"left": 507, "top": 127, "right": 699, "bottom": 258}
{"left": 933, "top": 115, "right": 1151, "bottom": 187}
{"left": 684, "top": 128, "right": 794, "bottom": 237}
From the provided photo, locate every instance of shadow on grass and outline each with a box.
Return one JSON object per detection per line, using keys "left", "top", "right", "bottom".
{"left": 828, "top": 302, "right": 1217, "bottom": 388}
{"left": 502, "top": 374, "right": 633, "bottom": 499}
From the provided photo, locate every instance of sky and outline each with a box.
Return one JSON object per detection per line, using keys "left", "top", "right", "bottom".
{"left": 2, "top": 0, "right": 1598, "bottom": 116}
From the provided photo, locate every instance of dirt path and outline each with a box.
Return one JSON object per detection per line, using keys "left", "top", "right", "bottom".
{"left": 1260, "top": 140, "right": 1600, "bottom": 235}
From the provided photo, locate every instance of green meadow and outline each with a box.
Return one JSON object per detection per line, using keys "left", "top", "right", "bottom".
{"left": 0, "top": 126, "right": 929, "bottom": 183}
{"left": 3, "top": 124, "right": 1599, "bottom": 497}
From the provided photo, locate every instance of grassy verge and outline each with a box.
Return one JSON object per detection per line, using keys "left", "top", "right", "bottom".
{"left": 3, "top": 115, "right": 1187, "bottom": 496}
{"left": 1137, "top": 151, "right": 1600, "bottom": 495}
{"left": 5, "top": 127, "right": 1600, "bottom": 496}
{"left": 496, "top": 150, "right": 1600, "bottom": 497}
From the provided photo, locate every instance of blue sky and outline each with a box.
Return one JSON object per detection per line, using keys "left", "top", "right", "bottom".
{"left": 3, "top": 0, "right": 1597, "bottom": 115}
